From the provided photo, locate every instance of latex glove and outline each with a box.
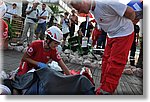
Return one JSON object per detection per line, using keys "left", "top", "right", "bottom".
{"left": 37, "top": 62, "right": 48, "bottom": 69}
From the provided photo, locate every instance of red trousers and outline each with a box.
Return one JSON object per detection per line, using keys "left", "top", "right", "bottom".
{"left": 99, "top": 32, "right": 134, "bottom": 94}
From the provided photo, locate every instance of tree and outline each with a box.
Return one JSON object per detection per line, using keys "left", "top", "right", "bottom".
{"left": 48, "top": 5, "right": 64, "bottom": 27}
{"left": 48, "top": 5, "right": 64, "bottom": 16}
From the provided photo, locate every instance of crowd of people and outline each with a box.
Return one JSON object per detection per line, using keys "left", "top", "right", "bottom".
{"left": 2, "top": 0, "right": 108, "bottom": 50}
{"left": 0, "top": 0, "right": 143, "bottom": 95}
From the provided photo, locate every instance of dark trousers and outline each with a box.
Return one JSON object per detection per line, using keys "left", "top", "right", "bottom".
{"left": 70, "top": 24, "right": 75, "bottom": 37}
{"left": 136, "top": 38, "right": 143, "bottom": 68}
{"left": 97, "top": 35, "right": 107, "bottom": 49}
{"left": 130, "top": 34, "right": 136, "bottom": 66}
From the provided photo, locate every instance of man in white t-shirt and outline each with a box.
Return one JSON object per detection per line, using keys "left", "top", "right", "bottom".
{"left": 60, "top": 12, "right": 71, "bottom": 48}
{"left": 4, "top": 3, "right": 17, "bottom": 23}
{"left": 20, "top": 1, "right": 39, "bottom": 45}
{"left": 70, "top": 0, "right": 135, "bottom": 95}
{"left": 35, "top": 3, "right": 48, "bottom": 40}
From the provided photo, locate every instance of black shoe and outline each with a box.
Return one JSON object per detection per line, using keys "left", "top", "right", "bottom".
{"left": 100, "top": 89, "right": 111, "bottom": 95}
{"left": 130, "top": 60, "right": 135, "bottom": 66}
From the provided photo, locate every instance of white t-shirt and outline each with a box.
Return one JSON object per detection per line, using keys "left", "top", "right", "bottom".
{"left": 61, "top": 18, "right": 70, "bottom": 34}
{"left": 38, "top": 10, "right": 48, "bottom": 24}
{"left": 25, "top": 6, "right": 39, "bottom": 24}
{"left": 90, "top": 1, "right": 134, "bottom": 38}
{"left": 4, "top": 8, "right": 17, "bottom": 19}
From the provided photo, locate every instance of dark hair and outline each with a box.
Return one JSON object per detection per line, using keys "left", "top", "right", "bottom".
{"left": 46, "top": 35, "right": 54, "bottom": 43}
{"left": 12, "top": 3, "right": 17, "bottom": 6}
{"left": 64, "top": 12, "right": 69, "bottom": 16}
{"left": 71, "top": 9, "right": 76, "bottom": 13}
{"left": 42, "top": 3, "right": 46, "bottom": 6}
{"left": 46, "top": 34, "right": 60, "bottom": 44}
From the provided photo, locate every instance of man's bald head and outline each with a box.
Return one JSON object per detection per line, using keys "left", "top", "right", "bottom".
{"left": 69, "top": 0, "right": 92, "bottom": 14}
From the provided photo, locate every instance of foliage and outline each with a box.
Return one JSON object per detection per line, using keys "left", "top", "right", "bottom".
{"left": 48, "top": 5, "right": 64, "bottom": 16}
{"left": 47, "top": 5, "right": 64, "bottom": 27}
{"left": 3, "top": 19, "right": 16, "bottom": 40}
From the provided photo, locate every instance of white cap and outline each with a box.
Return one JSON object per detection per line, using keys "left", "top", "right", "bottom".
{"left": 45, "top": 26, "right": 63, "bottom": 43}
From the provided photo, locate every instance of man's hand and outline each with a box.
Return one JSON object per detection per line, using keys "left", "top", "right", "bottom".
{"left": 37, "top": 62, "right": 48, "bottom": 69}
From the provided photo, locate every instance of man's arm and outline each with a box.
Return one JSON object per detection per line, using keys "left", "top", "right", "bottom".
{"left": 26, "top": 9, "right": 34, "bottom": 15}
{"left": 26, "top": 6, "right": 37, "bottom": 15}
{"left": 75, "top": 16, "right": 78, "bottom": 25}
{"left": 60, "top": 18, "right": 63, "bottom": 24}
{"left": 58, "top": 59, "right": 70, "bottom": 75}
{"left": 38, "top": 16, "right": 47, "bottom": 20}
{"left": 135, "top": 11, "right": 143, "bottom": 19}
{"left": 124, "top": 6, "right": 136, "bottom": 21}
{"left": 38, "top": 10, "right": 48, "bottom": 20}
{"left": 22, "top": 52, "right": 48, "bottom": 69}
{"left": 22, "top": 52, "right": 39, "bottom": 66}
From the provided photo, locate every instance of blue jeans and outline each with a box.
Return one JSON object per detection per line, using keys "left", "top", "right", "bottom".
{"left": 35, "top": 22, "right": 47, "bottom": 40}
